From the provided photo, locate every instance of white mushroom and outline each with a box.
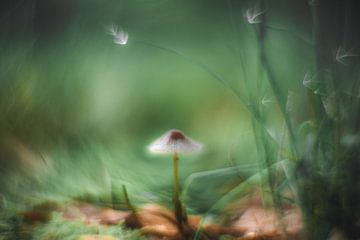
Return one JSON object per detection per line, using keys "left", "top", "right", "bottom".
{"left": 148, "top": 129, "right": 202, "bottom": 154}
{"left": 148, "top": 129, "right": 202, "bottom": 230}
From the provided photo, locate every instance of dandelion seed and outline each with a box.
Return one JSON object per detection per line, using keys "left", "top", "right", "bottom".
{"left": 107, "top": 24, "right": 128, "bottom": 45}
{"left": 244, "top": 4, "right": 265, "bottom": 24}
{"left": 321, "top": 92, "right": 336, "bottom": 118}
{"left": 336, "top": 46, "right": 357, "bottom": 65}
{"left": 261, "top": 95, "right": 274, "bottom": 106}
{"left": 302, "top": 72, "right": 312, "bottom": 88}
{"left": 302, "top": 72, "right": 318, "bottom": 90}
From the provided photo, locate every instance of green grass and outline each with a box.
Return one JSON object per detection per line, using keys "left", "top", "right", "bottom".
{"left": 0, "top": 212, "right": 145, "bottom": 240}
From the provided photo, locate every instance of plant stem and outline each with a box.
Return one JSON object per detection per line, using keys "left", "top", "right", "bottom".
{"left": 172, "top": 152, "right": 185, "bottom": 230}
{"left": 173, "top": 152, "right": 179, "bottom": 202}
{"left": 122, "top": 185, "right": 136, "bottom": 214}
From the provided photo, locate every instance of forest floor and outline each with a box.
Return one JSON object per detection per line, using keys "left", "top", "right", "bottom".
{"left": 20, "top": 197, "right": 303, "bottom": 240}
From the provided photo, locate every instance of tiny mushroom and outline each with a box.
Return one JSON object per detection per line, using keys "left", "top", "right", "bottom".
{"left": 148, "top": 129, "right": 202, "bottom": 230}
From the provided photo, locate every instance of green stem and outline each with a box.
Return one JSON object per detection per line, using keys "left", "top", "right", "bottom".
{"left": 122, "top": 185, "right": 136, "bottom": 214}
{"left": 173, "top": 152, "right": 179, "bottom": 203}
{"left": 172, "top": 152, "right": 185, "bottom": 230}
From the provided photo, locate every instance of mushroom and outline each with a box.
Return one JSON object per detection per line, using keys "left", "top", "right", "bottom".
{"left": 148, "top": 129, "right": 202, "bottom": 230}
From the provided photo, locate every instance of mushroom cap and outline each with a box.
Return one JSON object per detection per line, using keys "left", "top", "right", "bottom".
{"left": 148, "top": 129, "right": 202, "bottom": 154}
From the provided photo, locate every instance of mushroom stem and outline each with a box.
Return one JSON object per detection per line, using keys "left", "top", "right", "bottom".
{"left": 173, "top": 152, "right": 179, "bottom": 201}
{"left": 172, "top": 152, "right": 185, "bottom": 229}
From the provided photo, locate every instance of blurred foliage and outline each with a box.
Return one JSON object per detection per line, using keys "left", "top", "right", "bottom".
{"left": 0, "top": 0, "right": 360, "bottom": 239}
{"left": 0, "top": 0, "right": 262, "bottom": 212}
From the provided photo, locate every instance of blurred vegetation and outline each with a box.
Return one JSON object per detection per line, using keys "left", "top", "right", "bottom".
{"left": 0, "top": 0, "right": 262, "bottom": 211}
{"left": 0, "top": 212, "right": 145, "bottom": 240}
{"left": 0, "top": 0, "right": 360, "bottom": 239}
